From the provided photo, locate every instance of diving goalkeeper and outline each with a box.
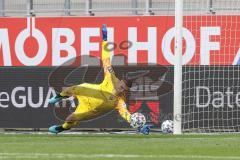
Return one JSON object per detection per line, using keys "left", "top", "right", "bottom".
{"left": 48, "top": 24, "right": 150, "bottom": 135}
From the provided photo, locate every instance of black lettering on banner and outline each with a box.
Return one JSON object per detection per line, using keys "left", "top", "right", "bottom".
{"left": 119, "top": 40, "right": 132, "bottom": 50}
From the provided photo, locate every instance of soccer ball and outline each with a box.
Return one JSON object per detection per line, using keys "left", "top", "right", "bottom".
{"left": 130, "top": 112, "right": 146, "bottom": 128}
{"left": 161, "top": 120, "right": 173, "bottom": 133}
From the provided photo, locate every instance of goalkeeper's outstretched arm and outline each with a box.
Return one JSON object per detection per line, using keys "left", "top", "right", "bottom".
{"left": 115, "top": 97, "right": 131, "bottom": 123}
{"left": 101, "top": 24, "right": 115, "bottom": 76}
{"left": 115, "top": 98, "right": 151, "bottom": 135}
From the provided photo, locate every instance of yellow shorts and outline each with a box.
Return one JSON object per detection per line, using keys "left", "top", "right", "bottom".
{"left": 61, "top": 74, "right": 118, "bottom": 121}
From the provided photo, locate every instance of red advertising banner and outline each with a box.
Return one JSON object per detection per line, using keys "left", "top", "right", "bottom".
{"left": 0, "top": 16, "right": 239, "bottom": 66}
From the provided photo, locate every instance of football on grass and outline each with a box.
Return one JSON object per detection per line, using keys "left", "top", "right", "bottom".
{"left": 130, "top": 112, "right": 146, "bottom": 128}
{"left": 161, "top": 120, "right": 173, "bottom": 133}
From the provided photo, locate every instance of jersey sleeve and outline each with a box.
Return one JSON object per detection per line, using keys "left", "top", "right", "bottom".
{"left": 101, "top": 41, "right": 114, "bottom": 75}
{"left": 115, "top": 97, "right": 131, "bottom": 123}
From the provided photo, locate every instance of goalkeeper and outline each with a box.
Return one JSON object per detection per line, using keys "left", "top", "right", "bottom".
{"left": 48, "top": 24, "right": 150, "bottom": 135}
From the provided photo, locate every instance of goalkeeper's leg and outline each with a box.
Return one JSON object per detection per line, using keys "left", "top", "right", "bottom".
{"left": 49, "top": 111, "right": 92, "bottom": 134}
{"left": 49, "top": 101, "right": 92, "bottom": 134}
{"left": 49, "top": 113, "right": 80, "bottom": 134}
{"left": 49, "top": 85, "right": 83, "bottom": 104}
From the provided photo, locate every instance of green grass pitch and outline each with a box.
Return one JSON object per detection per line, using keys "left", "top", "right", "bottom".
{"left": 0, "top": 133, "right": 240, "bottom": 160}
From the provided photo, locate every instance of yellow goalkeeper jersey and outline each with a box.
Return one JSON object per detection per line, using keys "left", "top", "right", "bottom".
{"left": 60, "top": 41, "right": 130, "bottom": 122}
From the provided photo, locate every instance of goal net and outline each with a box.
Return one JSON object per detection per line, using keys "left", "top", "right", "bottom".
{"left": 179, "top": 0, "right": 240, "bottom": 133}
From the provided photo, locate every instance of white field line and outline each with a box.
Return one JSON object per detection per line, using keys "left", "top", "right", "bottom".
{"left": 0, "top": 153, "right": 239, "bottom": 160}
{"left": 2, "top": 132, "right": 240, "bottom": 140}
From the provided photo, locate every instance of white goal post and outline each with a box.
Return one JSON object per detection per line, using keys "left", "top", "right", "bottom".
{"left": 174, "top": 0, "right": 240, "bottom": 134}
{"left": 174, "top": 0, "right": 183, "bottom": 134}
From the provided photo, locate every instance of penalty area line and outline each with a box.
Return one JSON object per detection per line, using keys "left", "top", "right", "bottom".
{"left": 0, "top": 153, "right": 239, "bottom": 160}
